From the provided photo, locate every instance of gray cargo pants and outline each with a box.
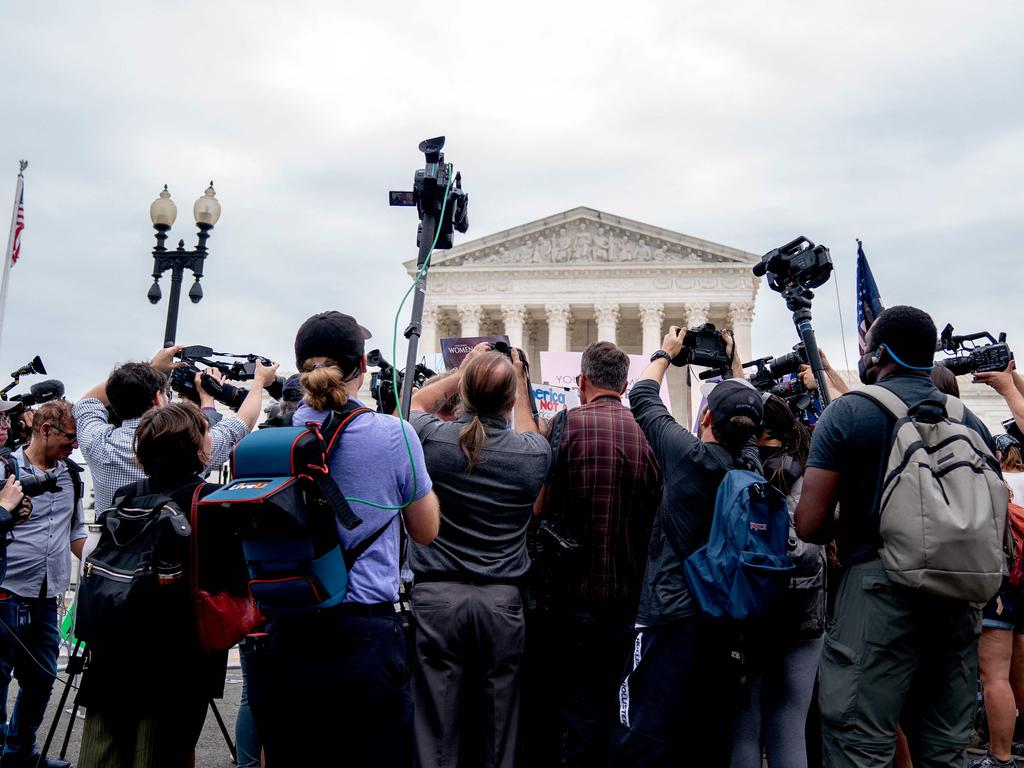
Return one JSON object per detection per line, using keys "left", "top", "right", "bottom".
{"left": 411, "top": 581, "right": 525, "bottom": 768}
{"left": 819, "top": 559, "right": 982, "bottom": 767}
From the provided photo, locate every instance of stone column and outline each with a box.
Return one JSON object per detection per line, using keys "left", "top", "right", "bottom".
{"left": 544, "top": 304, "right": 572, "bottom": 353}
{"left": 594, "top": 302, "right": 620, "bottom": 344}
{"left": 419, "top": 304, "right": 439, "bottom": 356}
{"left": 729, "top": 301, "right": 756, "bottom": 365}
{"left": 500, "top": 304, "right": 527, "bottom": 349}
{"left": 458, "top": 305, "right": 482, "bottom": 337}
{"left": 684, "top": 301, "right": 710, "bottom": 329}
{"left": 639, "top": 302, "right": 665, "bottom": 355}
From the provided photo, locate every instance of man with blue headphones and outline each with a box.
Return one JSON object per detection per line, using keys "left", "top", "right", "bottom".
{"left": 796, "top": 305, "right": 997, "bottom": 768}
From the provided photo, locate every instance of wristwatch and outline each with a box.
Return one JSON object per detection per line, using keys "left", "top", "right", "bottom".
{"left": 650, "top": 350, "right": 672, "bottom": 364}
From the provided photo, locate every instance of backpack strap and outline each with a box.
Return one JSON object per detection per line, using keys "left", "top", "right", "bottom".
{"left": 188, "top": 483, "right": 205, "bottom": 595}
{"left": 65, "top": 458, "right": 84, "bottom": 512}
{"left": 850, "top": 384, "right": 911, "bottom": 420}
{"left": 543, "top": 409, "right": 569, "bottom": 485}
{"left": 304, "top": 404, "right": 373, "bottom": 531}
{"left": 343, "top": 519, "right": 394, "bottom": 571}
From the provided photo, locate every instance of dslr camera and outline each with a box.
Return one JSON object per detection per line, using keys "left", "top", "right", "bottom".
{"left": 937, "top": 325, "right": 1013, "bottom": 376}
{"left": 670, "top": 323, "right": 731, "bottom": 369}
{"left": 170, "top": 345, "right": 284, "bottom": 410}
{"left": 367, "top": 349, "right": 436, "bottom": 415}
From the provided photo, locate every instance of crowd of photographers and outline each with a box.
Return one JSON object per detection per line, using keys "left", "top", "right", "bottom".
{"left": 0, "top": 299, "right": 1019, "bottom": 768}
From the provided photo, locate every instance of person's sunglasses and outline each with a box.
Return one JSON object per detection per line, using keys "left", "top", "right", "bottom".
{"left": 49, "top": 425, "right": 78, "bottom": 442}
{"left": 575, "top": 374, "right": 582, "bottom": 387}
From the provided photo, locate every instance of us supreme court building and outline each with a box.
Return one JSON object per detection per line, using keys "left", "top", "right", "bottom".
{"left": 405, "top": 207, "right": 1010, "bottom": 432}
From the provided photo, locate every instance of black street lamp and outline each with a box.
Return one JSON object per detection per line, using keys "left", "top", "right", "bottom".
{"left": 148, "top": 182, "right": 222, "bottom": 347}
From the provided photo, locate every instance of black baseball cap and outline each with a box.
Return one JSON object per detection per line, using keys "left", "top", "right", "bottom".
{"left": 294, "top": 311, "right": 372, "bottom": 374}
{"left": 703, "top": 378, "right": 764, "bottom": 430}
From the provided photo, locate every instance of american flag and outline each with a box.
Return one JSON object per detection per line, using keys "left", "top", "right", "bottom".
{"left": 856, "top": 239, "right": 884, "bottom": 354}
{"left": 10, "top": 182, "right": 23, "bottom": 265}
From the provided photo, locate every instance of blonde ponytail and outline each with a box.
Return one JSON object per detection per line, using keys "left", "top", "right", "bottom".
{"left": 458, "top": 415, "right": 487, "bottom": 472}
{"left": 298, "top": 357, "right": 349, "bottom": 410}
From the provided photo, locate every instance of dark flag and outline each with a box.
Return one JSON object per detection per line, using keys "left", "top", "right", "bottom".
{"left": 856, "top": 239, "right": 884, "bottom": 354}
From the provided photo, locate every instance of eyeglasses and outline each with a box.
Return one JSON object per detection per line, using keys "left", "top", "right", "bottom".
{"left": 575, "top": 374, "right": 583, "bottom": 387}
{"left": 0, "top": 416, "right": 10, "bottom": 427}
{"left": 49, "top": 425, "right": 78, "bottom": 442}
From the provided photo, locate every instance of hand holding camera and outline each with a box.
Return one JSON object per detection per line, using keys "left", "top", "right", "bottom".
{"left": 974, "top": 358, "right": 1018, "bottom": 396}
{"left": 0, "top": 476, "right": 24, "bottom": 515}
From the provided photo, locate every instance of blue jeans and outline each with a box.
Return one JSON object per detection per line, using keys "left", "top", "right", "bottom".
{"left": 234, "top": 643, "right": 260, "bottom": 768}
{"left": 0, "top": 593, "right": 60, "bottom": 757}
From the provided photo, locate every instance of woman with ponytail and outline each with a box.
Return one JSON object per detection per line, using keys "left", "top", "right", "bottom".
{"left": 409, "top": 343, "right": 552, "bottom": 768}
{"left": 246, "top": 311, "right": 440, "bottom": 768}
{"left": 730, "top": 395, "right": 824, "bottom": 768}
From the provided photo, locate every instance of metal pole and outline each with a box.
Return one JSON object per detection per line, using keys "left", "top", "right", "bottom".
{"left": 399, "top": 212, "right": 438, "bottom": 419}
{"left": 163, "top": 263, "right": 184, "bottom": 348}
{"left": 0, "top": 163, "right": 26, "bottom": 351}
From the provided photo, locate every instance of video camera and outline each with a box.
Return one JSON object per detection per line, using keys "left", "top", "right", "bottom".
{"left": 0, "top": 358, "right": 66, "bottom": 449}
{"left": 705, "top": 343, "right": 815, "bottom": 413}
{"left": 752, "top": 236, "right": 834, "bottom": 294}
{"left": 367, "top": 349, "right": 436, "bottom": 415}
{"left": 670, "top": 323, "right": 731, "bottom": 369}
{"left": 936, "top": 324, "right": 1013, "bottom": 376}
{"left": 170, "top": 345, "right": 284, "bottom": 410}
{"left": 390, "top": 136, "right": 469, "bottom": 251}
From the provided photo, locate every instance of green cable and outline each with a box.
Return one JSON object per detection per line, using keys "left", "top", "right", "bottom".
{"left": 344, "top": 165, "right": 455, "bottom": 512}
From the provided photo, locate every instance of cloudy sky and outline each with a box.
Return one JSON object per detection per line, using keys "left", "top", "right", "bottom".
{"left": 1, "top": 1, "right": 1021, "bottom": 403}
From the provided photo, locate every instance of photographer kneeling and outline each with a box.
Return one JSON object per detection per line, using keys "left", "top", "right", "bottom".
{"left": 409, "top": 344, "right": 552, "bottom": 768}
{"left": 612, "top": 327, "right": 762, "bottom": 768}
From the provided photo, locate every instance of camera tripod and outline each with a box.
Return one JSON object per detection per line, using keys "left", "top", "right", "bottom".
{"left": 39, "top": 640, "right": 238, "bottom": 765}
{"left": 781, "top": 284, "right": 832, "bottom": 408}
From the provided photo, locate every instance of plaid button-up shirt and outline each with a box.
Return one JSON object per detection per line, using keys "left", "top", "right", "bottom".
{"left": 73, "top": 398, "right": 249, "bottom": 513}
{"left": 543, "top": 395, "right": 662, "bottom": 605}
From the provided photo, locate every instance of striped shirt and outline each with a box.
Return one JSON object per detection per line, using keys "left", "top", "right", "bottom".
{"left": 73, "top": 398, "right": 249, "bottom": 513}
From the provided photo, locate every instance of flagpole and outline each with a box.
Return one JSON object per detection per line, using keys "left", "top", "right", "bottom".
{"left": 0, "top": 160, "right": 27, "bottom": 351}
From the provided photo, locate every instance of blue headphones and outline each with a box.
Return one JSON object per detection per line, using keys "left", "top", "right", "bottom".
{"left": 877, "top": 343, "right": 934, "bottom": 372}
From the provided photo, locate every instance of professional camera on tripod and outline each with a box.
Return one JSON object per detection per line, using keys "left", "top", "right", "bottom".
{"left": 936, "top": 324, "right": 1013, "bottom": 376}
{"left": 367, "top": 349, "right": 436, "bottom": 415}
{"left": 390, "top": 136, "right": 471, "bottom": 418}
{"left": 752, "top": 236, "right": 835, "bottom": 406}
{"left": 170, "top": 345, "right": 284, "bottom": 410}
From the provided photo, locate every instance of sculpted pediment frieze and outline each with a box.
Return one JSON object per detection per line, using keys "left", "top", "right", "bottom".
{"left": 408, "top": 208, "right": 759, "bottom": 272}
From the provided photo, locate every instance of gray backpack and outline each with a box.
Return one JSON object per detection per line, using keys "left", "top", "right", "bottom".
{"left": 855, "top": 385, "right": 1008, "bottom": 602}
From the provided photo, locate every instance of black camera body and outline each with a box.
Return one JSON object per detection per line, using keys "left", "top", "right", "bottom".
{"left": 671, "top": 323, "right": 730, "bottom": 369}
{"left": 170, "top": 345, "right": 283, "bottom": 410}
{"left": 390, "top": 137, "right": 469, "bottom": 251}
{"left": 937, "top": 324, "right": 1013, "bottom": 376}
{"left": 367, "top": 349, "right": 435, "bottom": 415}
{"left": 753, "top": 236, "right": 834, "bottom": 294}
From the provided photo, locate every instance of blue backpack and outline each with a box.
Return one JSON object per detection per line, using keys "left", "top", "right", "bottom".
{"left": 199, "top": 403, "right": 389, "bottom": 614}
{"left": 683, "top": 469, "right": 794, "bottom": 619}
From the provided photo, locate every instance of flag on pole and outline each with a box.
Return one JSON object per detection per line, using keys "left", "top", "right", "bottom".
{"left": 9, "top": 179, "right": 23, "bottom": 265}
{"left": 856, "top": 239, "right": 884, "bottom": 355}
{"left": 0, "top": 161, "right": 28, "bottom": 348}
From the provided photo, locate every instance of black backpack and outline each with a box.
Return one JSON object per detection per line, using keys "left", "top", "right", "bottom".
{"left": 75, "top": 481, "right": 192, "bottom": 645}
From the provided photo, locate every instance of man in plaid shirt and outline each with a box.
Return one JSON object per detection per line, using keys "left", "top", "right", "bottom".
{"left": 533, "top": 341, "right": 662, "bottom": 768}
{"left": 73, "top": 345, "right": 277, "bottom": 513}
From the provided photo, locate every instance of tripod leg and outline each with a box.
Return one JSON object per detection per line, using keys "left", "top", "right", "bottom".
{"left": 209, "top": 699, "right": 237, "bottom": 763}
{"left": 39, "top": 639, "right": 84, "bottom": 761}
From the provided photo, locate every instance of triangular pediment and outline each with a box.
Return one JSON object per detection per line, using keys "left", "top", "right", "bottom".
{"left": 404, "top": 207, "right": 759, "bottom": 272}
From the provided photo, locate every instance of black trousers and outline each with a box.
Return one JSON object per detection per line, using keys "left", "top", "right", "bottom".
{"left": 559, "top": 601, "right": 638, "bottom": 768}
{"left": 611, "top": 618, "right": 740, "bottom": 768}
{"left": 246, "top": 609, "right": 411, "bottom": 768}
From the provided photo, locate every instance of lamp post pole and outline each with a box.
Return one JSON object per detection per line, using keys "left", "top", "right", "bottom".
{"left": 148, "top": 183, "right": 220, "bottom": 347}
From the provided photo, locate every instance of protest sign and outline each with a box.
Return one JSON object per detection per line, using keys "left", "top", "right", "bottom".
{"left": 439, "top": 335, "right": 511, "bottom": 369}
{"left": 532, "top": 383, "right": 580, "bottom": 418}
{"left": 539, "top": 352, "right": 672, "bottom": 410}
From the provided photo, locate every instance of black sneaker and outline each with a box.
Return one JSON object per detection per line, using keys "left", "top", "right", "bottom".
{"left": 969, "top": 753, "right": 1015, "bottom": 768}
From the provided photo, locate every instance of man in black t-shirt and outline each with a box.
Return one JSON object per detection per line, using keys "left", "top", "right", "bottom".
{"left": 796, "top": 305, "right": 995, "bottom": 768}
{"left": 612, "top": 328, "right": 762, "bottom": 768}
